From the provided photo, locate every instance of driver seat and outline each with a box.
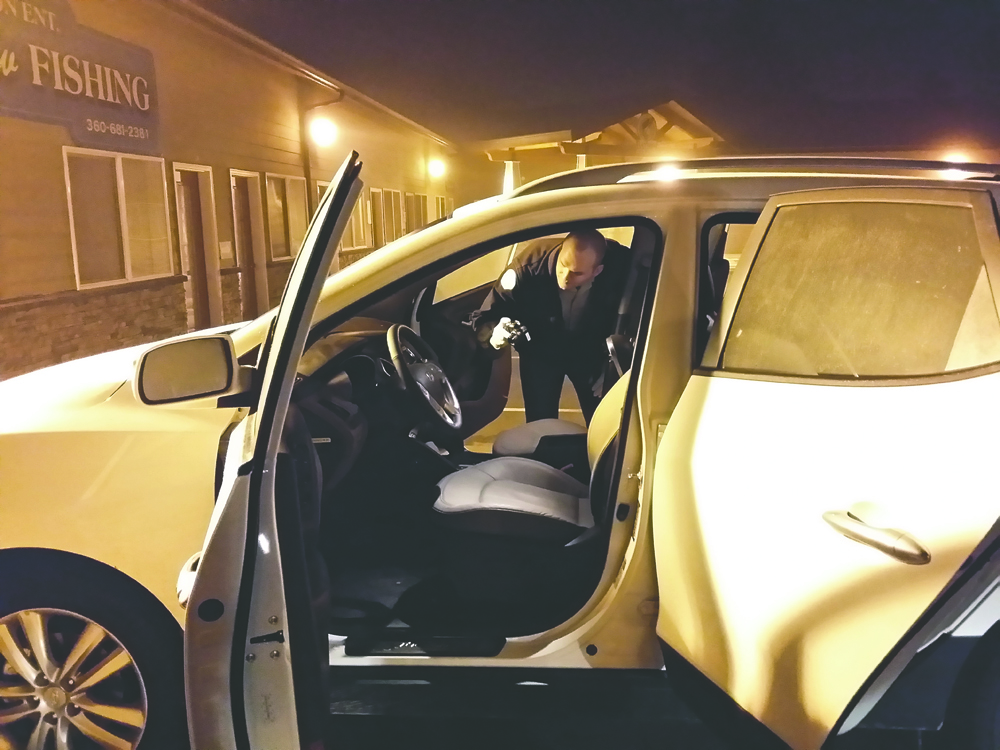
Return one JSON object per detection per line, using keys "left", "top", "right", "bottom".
{"left": 431, "top": 371, "right": 629, "bottom": 601}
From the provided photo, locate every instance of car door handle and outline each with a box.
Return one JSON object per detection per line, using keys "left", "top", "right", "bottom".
{"left": 822, "top": 510, "right": 931, "bottom": 566}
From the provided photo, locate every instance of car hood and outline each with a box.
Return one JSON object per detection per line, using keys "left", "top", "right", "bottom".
{"left": 0, "top": 324, "right": 244, "bottom": 431}
{"left": 0, "top": 345, "right": 142, "bottom": 416}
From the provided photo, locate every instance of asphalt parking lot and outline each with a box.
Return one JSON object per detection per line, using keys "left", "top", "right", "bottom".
{"left": 326, "top": 673, "right": 940, "bottom": 750}
{"left": 327, "top": 669, "right": 727, "bottom": 750}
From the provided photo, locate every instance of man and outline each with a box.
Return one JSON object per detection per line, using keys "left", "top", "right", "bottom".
{"left": 471, "top": 229, "right": 628, "bottom": 423}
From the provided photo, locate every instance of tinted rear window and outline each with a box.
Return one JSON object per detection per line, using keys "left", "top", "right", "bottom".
{"left": 721, "top": 202, "right": 1000, "bottom": 378}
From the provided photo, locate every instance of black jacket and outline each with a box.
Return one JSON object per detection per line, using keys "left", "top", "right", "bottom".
{"left": 471, "top": 236, "right": 630, "bottom": 378}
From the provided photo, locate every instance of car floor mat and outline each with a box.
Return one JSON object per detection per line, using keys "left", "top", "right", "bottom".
{"left": 328, "top": 563, "right": 433, "bottom": 609}
{"left": 391, "top": 574, "right": 563, "bottom": 638}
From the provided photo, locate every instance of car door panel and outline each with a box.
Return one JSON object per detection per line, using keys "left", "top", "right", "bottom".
{"left": 183, "top": 466, "right": 253, "bottom": 750}
{"left": 185, "top": 153, "right": 362, "bottom": 750}
{"left": 834, "top": 511, "right": 1000, "bottom": 738}
{"left": 454, "top": 346, "right": 511, "bottom": 438}
{"left": 655, "top": 372, "right": 1000, "bottom": 749}
{"left": 653, "top": 187, "right": 1000, "bottom": 750}
{"left": 418, "top": 280, "right": 511, "bottom": 438}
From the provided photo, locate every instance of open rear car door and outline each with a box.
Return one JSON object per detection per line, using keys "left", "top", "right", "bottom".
{"left": 183, "top": 153, "right": 362, "bottom": 750}
{"left": 652, "top": 186, "right": 1000, "bottom": 750}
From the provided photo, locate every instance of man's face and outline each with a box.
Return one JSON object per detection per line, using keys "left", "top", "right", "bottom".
{"left": 555, "top": 240, "right": 604, "bottom": 290}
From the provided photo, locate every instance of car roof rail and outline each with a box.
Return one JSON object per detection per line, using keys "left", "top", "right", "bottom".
{"left": 510, "top": 155, "right": 1000, "bottom": 198}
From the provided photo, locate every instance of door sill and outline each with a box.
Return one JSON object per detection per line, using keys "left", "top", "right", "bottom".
{"left": 343, "top": 632, "right": 506, "bottom": 657}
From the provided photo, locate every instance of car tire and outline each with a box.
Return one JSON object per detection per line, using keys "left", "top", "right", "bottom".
{"left": 0, "top": 549, "right": 188, "bottom": 750}
{"left": 943, "top": 623, "right": 1000, "bottom": 750}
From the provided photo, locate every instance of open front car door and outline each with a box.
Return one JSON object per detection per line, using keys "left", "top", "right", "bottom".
{"left": 183, "top": 153, "right": 362, "bottom": 750}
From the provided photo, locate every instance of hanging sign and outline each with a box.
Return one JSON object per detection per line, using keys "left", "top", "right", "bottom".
{"left": 0, "top": 0, "right": 160, "bottom": 154}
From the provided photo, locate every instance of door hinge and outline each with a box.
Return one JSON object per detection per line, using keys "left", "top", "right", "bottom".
{"left": 249, "top": 629, "right": 285, "bottom": 645}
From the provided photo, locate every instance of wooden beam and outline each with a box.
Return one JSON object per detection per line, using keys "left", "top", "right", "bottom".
{"left": 654, "top": 101, "right": 725, "bottom": 142}
{"left": 559, "top": 137, "right": 716, "bottom": 156}
{"left": 618, "top": 120, "right": 639, "bottom": 142}
{"left": 473, "top": 130, "right": 574, "bottom": 152}
{"left": 654, "top": 116, "right": 674, "bottom": 140}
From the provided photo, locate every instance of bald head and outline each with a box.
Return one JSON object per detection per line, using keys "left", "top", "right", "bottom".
{"left": 556, "top": 230, "right": 607, "bottom": 290}
{"left": 566, "top": 229, "right": 607, "bottom": 262}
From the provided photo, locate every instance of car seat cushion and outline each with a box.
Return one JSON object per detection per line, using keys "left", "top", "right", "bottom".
{"left": 433, "top": 457, "right": 592, "bottom": 542}
{"left": 492, "top": 418, "right": 587, "bottom": 456}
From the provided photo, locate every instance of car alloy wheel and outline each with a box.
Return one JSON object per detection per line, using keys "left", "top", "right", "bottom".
{"left": 0, "top": 608, "right": 147, "bottom": 750}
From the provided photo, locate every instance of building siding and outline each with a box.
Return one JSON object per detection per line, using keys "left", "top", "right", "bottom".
{"left": 0, "top": 0, "right": 470, "bottom": 379}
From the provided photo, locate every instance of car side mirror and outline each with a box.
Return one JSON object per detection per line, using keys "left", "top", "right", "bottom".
{"left": 606, "top": 334, "right": 633, "bottom": 378}
{"left": 134, "top": 334, "right": 253, "bottom": 405}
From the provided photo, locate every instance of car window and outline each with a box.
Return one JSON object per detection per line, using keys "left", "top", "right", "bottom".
{"left": 722, "top": 222, "right": 754, "bottom": 272}
{"left": 433, "top": 245, "right": 513, "bottom": 303}
{"left": 432, "top": 227, "right": 635, "bottom": 305}
{"left": 721, "top": 201, "right": 1000, "bottom": 378}
{"left": 696, "top": 214, "right": 759, "bottom": 364}
{"left": 600, "top": 225, "right": 635, "bottom": 247}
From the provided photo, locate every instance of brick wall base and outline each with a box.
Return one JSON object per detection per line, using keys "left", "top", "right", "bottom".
{"left": 0, "top": 276, "right": 189, "bottom": 380}
{"left": 267, "top": 262, "right": 293, "bottom": 309}
{"left": 221, "top": 270, "right": 243, "bottom": 325}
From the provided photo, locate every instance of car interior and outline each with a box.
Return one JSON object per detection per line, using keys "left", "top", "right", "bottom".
{"left": 267, "top": 213, "right": 754, "bottom": 664}
{"left": 256, "top": 221, "right": 659, "bottom": 663}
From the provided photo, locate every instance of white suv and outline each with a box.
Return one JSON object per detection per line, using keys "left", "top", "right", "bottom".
{"left": 4, "top": 154, "right": 1000, "bottom": 750}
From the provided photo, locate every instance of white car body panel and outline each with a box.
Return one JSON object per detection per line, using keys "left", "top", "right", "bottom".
{"left": 0, "top": 342, "right": 236, "bottom": 623}
{"left": 654, "top": 371, "right": 1000, "bottom": 749}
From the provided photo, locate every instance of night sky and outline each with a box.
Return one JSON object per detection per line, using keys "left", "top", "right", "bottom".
{"left": 199, "top": 0, "right": 1000, "bottom": 153}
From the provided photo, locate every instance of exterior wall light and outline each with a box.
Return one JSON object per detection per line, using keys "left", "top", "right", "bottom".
{"left": 428, "top": 158, "right": 446, "bottom": 178}
{"left": 309, "top": 117, "right": 338, "bottom": 147}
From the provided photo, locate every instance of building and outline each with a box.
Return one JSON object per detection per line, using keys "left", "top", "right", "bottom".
{"left": 0, "top": 0, "right": 466, "bottom": 378}
{"left": 470, "top": 101, "right": 726, "bottom": 193}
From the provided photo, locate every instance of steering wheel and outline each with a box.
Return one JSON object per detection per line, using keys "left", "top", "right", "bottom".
{"left": 386, "top": 324, "right": 463, "bottom": 431}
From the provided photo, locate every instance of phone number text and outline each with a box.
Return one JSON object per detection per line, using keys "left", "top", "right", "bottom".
{"left": 85, "top": 119, "right": 151, "bottom": 140}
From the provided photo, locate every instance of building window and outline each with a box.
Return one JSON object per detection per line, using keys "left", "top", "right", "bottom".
{"left": 405, "top": 192, "right": 428, "bottom": 232}
{"left": 384, "top": 189, "right": 403, "bottom": 243}
{"left": 64, "top": 148, "right": 173, "bottom": 288}
{"left": 265, "top": 174, "right": 308, "bottom": 259}
{"left": 434, "top": 195, "right": 454, "bottom": 221}
{"left": 318, "top": 180, "right": 367, "bottom": 251}
{"left": 369, "top": 188, "right": 384, "bottom": 248}
{"left": 315, "top": 180, "right": 330, "bottom": 212}
{"left": 342, "top": 200, "right": 367, "bottom": 250}
{"left": 369, "top": 188, "right": 404, "bottom": 247}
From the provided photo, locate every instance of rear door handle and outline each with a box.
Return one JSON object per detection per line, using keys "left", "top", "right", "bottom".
{"left": 822, "top": 510, "right": 931, "bottom": 566}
